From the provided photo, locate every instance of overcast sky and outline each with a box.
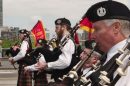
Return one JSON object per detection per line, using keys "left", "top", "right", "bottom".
{"left": 3, "top": 0, "right": 130, "bottom": 32}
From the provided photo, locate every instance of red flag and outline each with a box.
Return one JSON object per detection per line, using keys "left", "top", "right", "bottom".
{"left": 79, "top": 18, "right": 94, "bottom": 40}
{"left": 31, "top": 20, "right": 46, "bottom": 46}
{"left": 74, "top": 33, "right": 79, "bottom": 44}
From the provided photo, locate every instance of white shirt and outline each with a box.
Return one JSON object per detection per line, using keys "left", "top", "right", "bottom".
{"left": 104, "top": 39, "right": 126, "bottom": 65}
{"left": 82, "top": 68, "right": 92, "bottom": 78}
{"left": 47, "top": 38, "right": 75, "bottom": 69}
{"left": 105, "top": 39, "right": 130, "bottom": 86}
{"left": 80, "top": 68, "right": 92, "bottom": 86}
{"left": 26, "top": 37, "right": 75, "bottom": 71}
{"left": 13, "top": 40, "right": 29, "bottom": 61}
{"left": 25, "top": 54, "right": 46, "bottom": 71}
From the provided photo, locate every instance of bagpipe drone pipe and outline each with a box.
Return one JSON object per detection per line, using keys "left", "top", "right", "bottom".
{"left": 52, "top": 43, "right": 97, "bottom": 86}
{"left": 25, "top": 21, "right": 80, "bottom": 66}
{"left": 25, "top": 45, "right": 62, "bottom": 65}
{"left": 74, "top": 60, "right": 101, "bottom": 86}
{"left": 90, "top": 36, "right": 130, "bottom": 86}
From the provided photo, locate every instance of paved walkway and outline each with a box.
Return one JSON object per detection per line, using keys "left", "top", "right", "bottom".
{"left": 0, "top": 58, "right": 18, "bottom": 70}
{"left": 0, "top": 70, "right": 53, "bottom": 86}
{"left": 0, "top": 70, "right": 17, "bottom": 86}
{"left": 0, "top": 58, "right": 53, "bottom": 86}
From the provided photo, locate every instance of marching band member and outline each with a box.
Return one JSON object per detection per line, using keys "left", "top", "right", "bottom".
{"left": 32, "top": 39, "right": 48, "bottom": 86}
{"left": 74, "top": 40, "right": 102, "bottom": 86}
{"left": 84, "top": 1, "right": 130, "bottom": 86}
{"left": 24, "top": 18, "right": 79, "bottom": 82}
{"left": 9, "top": 29, "right": 33, "bottom": 86}
{"left": 80, "top": 40, "right": 101, "bottom": 77}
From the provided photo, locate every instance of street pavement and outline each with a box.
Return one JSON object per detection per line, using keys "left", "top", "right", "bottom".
{"left": 0, "top": 58, "right": 18, "bottom": 70}
{"left": 0, "top": 70, "right": 17, "bottom": 86}
{"left": 0, "top": 58, "right": 18, "bottom": 86}
{"left": 0, "top": 58, "right": 53, "bottom": 86}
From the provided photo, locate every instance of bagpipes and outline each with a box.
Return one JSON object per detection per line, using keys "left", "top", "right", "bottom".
{"left": 47, "top": 52, "right": 102, "bottom": 86}
{"left": 46, "top": 13, "right": 94, "bottom": 86}
{"left": 72, "top": 36, "right": 130, "bottom": 86}
{"left": 53, "top": 43, "right": 97, "bottom": 86}
{"left": 73, "top": 51, "right": 106, "bottom": 86}
{"left": 5, "top": 42, "right": 20, "bottom": 57}
{"left": 94, "top": 36, "right": 130, "bottom": 86}
{"left": 24, "top": 10, "right": 92, "bottom": 67}
{"left": 26, "top": 45, "right": 62, "bottom": 65}
{"left": 34, "top": 10, "right": 91, "bottom": 63}
{"left": 74, "top": 60, "right": 101, "bottom": 86}
{"left": 23, "top": 21, "right": 80, "bottom": 81}
{"left": 6, "top": 42, "right": 20, "bottom": 69}
{"left": 26, "top": 19, "right": 80, "bottom": 66}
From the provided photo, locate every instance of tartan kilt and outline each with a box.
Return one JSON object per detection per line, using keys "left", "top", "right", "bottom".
{"left": 17, "top": 65, "right": 32, "bottom": 86}
{"left": 34, "top": 71, "right": 48, "bottom": 86}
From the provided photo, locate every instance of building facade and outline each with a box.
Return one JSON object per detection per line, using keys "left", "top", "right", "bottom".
{"left": 0, "top": 0, "right": 3, "bottom": 26}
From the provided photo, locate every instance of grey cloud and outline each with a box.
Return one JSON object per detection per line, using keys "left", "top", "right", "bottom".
{"left": 3, "top": 0, "right": 130, "bottom": 30}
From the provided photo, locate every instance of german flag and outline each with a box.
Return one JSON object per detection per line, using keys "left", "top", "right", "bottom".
{"left": 79, "top": 18, "right": 94, "bottom": 40}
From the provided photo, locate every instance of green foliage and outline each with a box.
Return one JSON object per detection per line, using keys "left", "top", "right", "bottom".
{"left": 2, "top": 37, "right": 36, "bottom": 48}
{"left": 2, "top": 38, "right": 19, "bottom": 48}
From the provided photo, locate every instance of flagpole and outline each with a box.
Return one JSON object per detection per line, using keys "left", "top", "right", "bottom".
{"left": 71, "top": 11, "right": 88, "bottom": 37}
